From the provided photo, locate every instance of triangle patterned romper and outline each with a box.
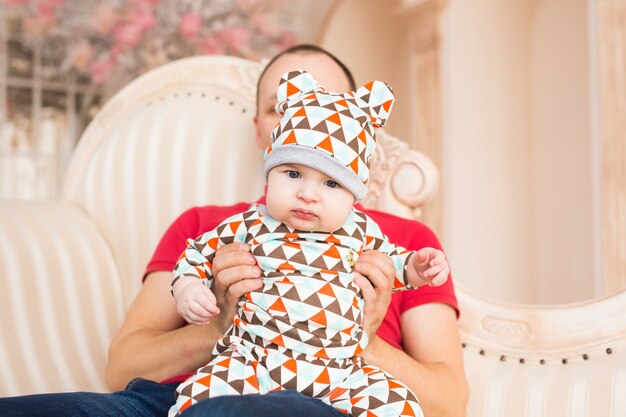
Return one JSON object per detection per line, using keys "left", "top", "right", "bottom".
{"left": 169, "top": 203, "right": 423, "bottom": 417}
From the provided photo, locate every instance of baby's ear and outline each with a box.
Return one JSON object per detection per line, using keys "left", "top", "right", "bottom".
{"left": 355, "top": 80, "right": 395, "bottom": 127}
{"left": 275, "top": 70, "right": 320, "bottom": 114}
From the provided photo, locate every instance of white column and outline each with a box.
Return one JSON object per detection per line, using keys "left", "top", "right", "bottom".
{"left": 598, "top": 0, "right": 626, "bottom": 294}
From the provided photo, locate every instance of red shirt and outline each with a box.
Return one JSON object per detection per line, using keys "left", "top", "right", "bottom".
{"left": 145, "top": 200, "right": 459, "bottom": 383}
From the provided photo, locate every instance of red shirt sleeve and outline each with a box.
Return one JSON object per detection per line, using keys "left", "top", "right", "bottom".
{"left": 143, "top": 203, "right": 252, "bottom": 281}
{"left": 359, "top": 206, "right": 460, "bottom": 350}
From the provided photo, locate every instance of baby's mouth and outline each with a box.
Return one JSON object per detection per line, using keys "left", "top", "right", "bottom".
{"left": 293, "top": 209, "right": 317, "bottom": 220}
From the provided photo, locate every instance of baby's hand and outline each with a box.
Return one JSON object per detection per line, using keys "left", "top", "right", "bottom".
{"left": 412, "top": 248, "right": 449, "bottom": 287}
{"left": 173, "top": 278, "right": 220, "bottom": 325}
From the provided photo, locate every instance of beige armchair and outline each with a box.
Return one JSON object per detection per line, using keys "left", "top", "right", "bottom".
{"left": 0, "top": 55, "right": 624, "bottom": 416}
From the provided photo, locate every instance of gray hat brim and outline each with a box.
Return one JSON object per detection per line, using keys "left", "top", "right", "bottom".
{"left": 264, "top": 146, "right": 367, "bottom": 201}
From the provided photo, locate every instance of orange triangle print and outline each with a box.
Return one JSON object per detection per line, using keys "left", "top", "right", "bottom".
{"left": 287, "top": 81, "right": 299, "bottom": 97}
{"left": 195, "top": 266, "right": 207, "bottom": 278}
{"left": 326, "top": 112, "right": 341, "bottom": 125}
{"left": 216, "top": 357, "right": 231, "bottom": 368}
{"left": 402, "top": 401, "right": 417, "bottom": 417}
{"left": 245, "top": 375, "right": 260, "bottom": 390}
{"left": 318, "top": 282, "right": 336, "bottom": 297}
{"left": 350, "top": 396, "right": 364, "bottom": 405}
{"left": 315, "top": 367, "right": 330, "bottom": 384}
{"left": 310, "top": 309, "right": 327, "bottom": 326}
{"left": 208, "top": 237, "right": 219, "bottom": 250}
{"left": 284, "top": 241, "right": 301, "bottom": 250}
{"left": 349, "top": 157, "right": 359, "bottom": 173}
{"left": 317, "top": 136, "right": 334, "bottom": 154}
{"left": 229, "top": 221, "right": 242, "bottom": 234}
{"left": 357, "top": 130, "right": 367, "bottom": 144}
{"left": 294, "top": 106, "right": 307, "bottom": 117}
{"left": 196, "top": 374, "right": 212, "bottom": 387}
{"left": 315, "top": 347, "right": 330, "bottom": 359}
{"left": 324, "top": 245, "right": 341, "bottom": 259}
{"left": 180, "top": 398, "right": 194, "bottom": 412}
{"left": 269, "top": 297, "right": 287, "bottom": 313}
{"left": 284, "top": 358, "right": 297, "bottom": 373}
{"left": 325, "top": 235, "right": 340, "bottom": 245}
{"left": 283, "top": 130, "right": 297, "bottom": 145}
{"left": 388, "top": 379, "right": 404, "bottom": 389}
{"left": 278, "top": 261, "right": 295, "bottom": 271}
{"left": 328, "top": 387, "right": 348, "bottom": 401}
{"left": 364, "top": 81, "right": 374, "bottom": 91}
{"left": 382, "top": 99, "right": 393, "bottom": 112}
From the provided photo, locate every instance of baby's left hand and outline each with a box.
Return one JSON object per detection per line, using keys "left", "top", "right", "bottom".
{"left": 412, "top": 247, "right": 449, "bottom": 287}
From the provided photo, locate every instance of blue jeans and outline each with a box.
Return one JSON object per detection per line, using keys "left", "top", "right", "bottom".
{"left": 180, "top": 390, "right": 346, "bottom": 417}
{"left": 0, "top": 379, "right": 344, "bottom": 417}
{"left": 0, "top": 378, "right": 177, "bottom": 417}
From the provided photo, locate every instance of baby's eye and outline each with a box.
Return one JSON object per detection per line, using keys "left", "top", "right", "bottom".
{"left": 325, "top": 180, "right": 339, "bottom": 188}
{"left": 287, "top": 170, "right": 301, "bottom": 179}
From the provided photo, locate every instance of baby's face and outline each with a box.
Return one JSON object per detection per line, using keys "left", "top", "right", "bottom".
{"left": 266, "top": 164, "right": 355, "bottom": 232}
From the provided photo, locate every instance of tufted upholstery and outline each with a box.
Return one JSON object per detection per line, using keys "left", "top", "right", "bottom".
{"left": 0, "top": 55, "right": 624, "bottom": 417}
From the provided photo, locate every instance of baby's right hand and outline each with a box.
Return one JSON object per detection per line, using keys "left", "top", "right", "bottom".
{"left": 173, "top": 279, "right": 220, "bottom": 325}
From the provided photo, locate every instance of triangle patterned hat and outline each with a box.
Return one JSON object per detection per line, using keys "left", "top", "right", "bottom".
{"left": 264, "top": 70, "right": 395, "bottom": 201}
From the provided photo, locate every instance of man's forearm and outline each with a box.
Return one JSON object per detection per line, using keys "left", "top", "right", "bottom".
{"left": 361, "top": 336, "right": 468, "bottom": 417}
{"left": 105, "top": 322, "right": 226, "bottom": 391}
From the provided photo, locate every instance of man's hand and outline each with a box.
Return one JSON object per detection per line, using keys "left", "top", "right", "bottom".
{"left": 353, "top": 250, "right": 395, "bottom": 340}
{"left": 210, "top": 242, "right": 263, "bottom": 332}
{"left": 411, "top": 247, "right": 449, "bottom": 287}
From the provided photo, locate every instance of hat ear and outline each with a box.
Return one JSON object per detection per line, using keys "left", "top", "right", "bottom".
{"left": 355, "top": 80, "right": 395, "bottom": 127}
{"left": 275, "top": 70, "right": 322, "bottom": 114}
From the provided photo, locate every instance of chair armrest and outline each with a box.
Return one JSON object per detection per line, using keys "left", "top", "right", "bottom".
{"left": 458, "top": 285, "right": 626, "bottom": 417}
{"left": 0, "top": 201, "right": 124, "bottom": 395}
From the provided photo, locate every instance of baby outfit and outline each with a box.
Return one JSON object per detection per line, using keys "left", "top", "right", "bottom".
{"left": 169, "top": 71, "right": 422, "bottom": 417}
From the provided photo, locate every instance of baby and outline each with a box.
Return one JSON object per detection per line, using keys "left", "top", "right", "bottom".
{"left": 169, "top": 70, "right": 448, "bottom": 417}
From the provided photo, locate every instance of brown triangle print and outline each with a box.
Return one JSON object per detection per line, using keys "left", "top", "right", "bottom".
{"left": 302, "top": 292, "right": 324, "bottom": 309}
{"left": 330, "top": 123, "right": 346, "bottom": 141}
{"left": 309, "top": 254, "right": 330, "bottom": 270}
{"left": 288, "top": 250, "right": 308, "bottom": 266}
{"left": 294, "top": 118, "right": 312, "bottom": 130}
{"left": 312, "top": 121, "right": 330, "bottom": 134}
{"left": 215, "top": 223, "right": 228, "bottom": 236}
{"left": 267, "top": 245, "right": 288, "bottom": 260}
{"left": 368, "top": 395, "right": 387, "bottom": 409}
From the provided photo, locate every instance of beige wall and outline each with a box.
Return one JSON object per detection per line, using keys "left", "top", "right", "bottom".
{"left": 440, "top": 0, "right": 535, "bottom": 303}
{"left": 322, "top": 0, "right": 597, "bottom": 304}
{"left": 320, "top": 0, "right": 413, "bottom": 147}
{"left": 441, "top": 0, "right": 595, "bottom": 304}
{"left": 528, "top": 0, "right": 594, "bottom": 303}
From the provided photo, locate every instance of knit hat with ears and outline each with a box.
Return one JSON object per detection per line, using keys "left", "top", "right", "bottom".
{"left": 263, "top": 70, "right": 395, "bottom": 201}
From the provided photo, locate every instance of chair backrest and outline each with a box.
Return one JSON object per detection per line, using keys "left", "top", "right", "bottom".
{"left": 62, "top": 56, "right": 266, "bottom": 307}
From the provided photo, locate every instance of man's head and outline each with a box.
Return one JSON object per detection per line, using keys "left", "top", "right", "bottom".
{"left": 254, "top": 44, "right": 356, "bottom": 150}
{"left": 264, "top": 70, "right": 395, "bottom": 201}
